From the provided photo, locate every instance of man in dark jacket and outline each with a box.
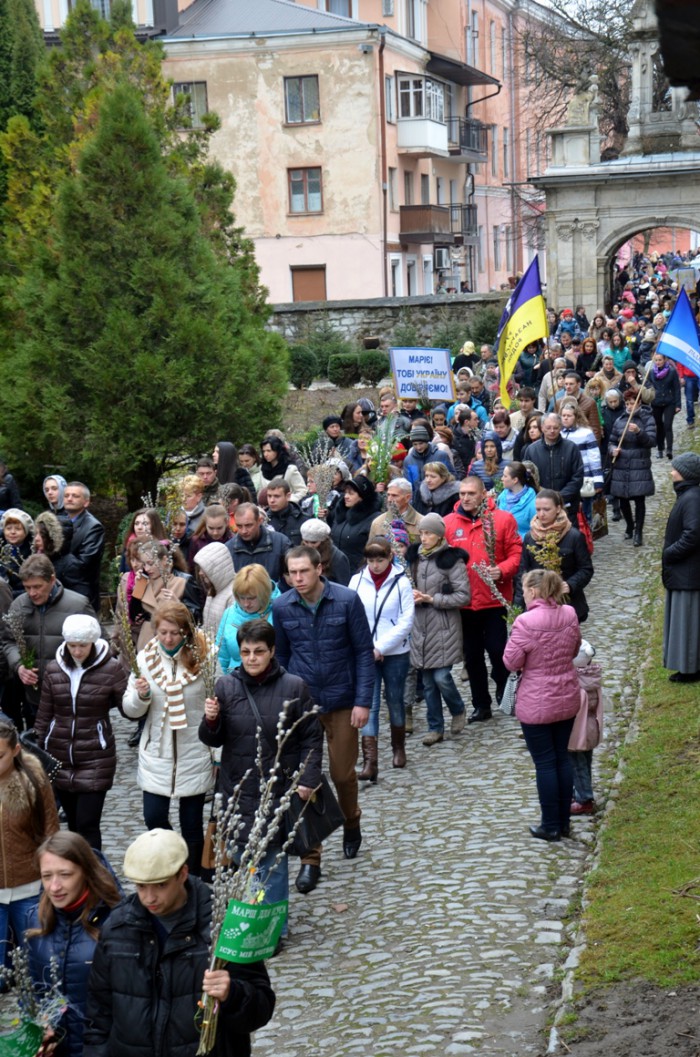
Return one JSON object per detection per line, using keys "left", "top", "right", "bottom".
{"left": 1, "top": 554, "right": 95, "bottom": 726}
{"left": 226, "top": 503, "right": 290, "bottom": 583}
{"left": 522, "top": 414, "right": 585, "bottom": 517}
{"left": 273, "top": 545, "right": 374, "bottom": 893}
{"left": 57, "top": 482, "right": 105, "bottom": 613}
{"left": 265, "top": 477, "right": 309, "bottom": 547}
{"left": 84, "top": 829, "right": 275, "bottom": 1057}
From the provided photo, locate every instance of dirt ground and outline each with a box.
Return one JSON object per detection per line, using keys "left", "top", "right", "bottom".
{"left": 560, "top": 984, "right": 700, "bottom": 1055}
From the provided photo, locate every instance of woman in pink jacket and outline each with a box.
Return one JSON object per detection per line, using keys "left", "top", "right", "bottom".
{"left": 503, "top": 569, "right": 581, "bottom": 842}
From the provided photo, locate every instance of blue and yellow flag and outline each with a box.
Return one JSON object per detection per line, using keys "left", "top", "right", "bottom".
{"left": 495, "top": 257, "right": 548, "bottom": 405}
{"left": 656, "top": 288, "right": 700, "bottom": 379}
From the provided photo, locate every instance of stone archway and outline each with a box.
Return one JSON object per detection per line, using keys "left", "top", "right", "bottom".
{"left": 532, "top": 0, "right": 700, "bottom": 312}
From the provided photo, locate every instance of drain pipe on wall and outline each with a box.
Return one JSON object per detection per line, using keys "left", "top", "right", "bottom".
{"left": 378, "top": 26, "right": 388, "bottom": 297}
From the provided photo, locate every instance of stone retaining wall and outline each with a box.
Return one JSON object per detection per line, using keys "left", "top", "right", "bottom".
{"left": 269, "top": 291, "right": 507, "bottom": 345}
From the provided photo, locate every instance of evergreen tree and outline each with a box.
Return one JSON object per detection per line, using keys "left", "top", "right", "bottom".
{"left": 1, "top": 82, "right": 288, "bottom": 502}
{"left": 0, "top": 0, "right": 44, "bottom": 202}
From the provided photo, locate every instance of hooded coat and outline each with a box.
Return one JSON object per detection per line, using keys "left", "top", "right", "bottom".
{"left": 349, "top": 562, "right": 415, "bottom": 656}
{"left": 607, "top": 405, "right": 656, "bottom": 499}
{"left": 216, "top": 583, "right": 281, "bottom": 674}
{"left": 407, "top": 542, "right": 470, "bottom": 669}
{"left": 192, "top": 541, "right": 235, "bottom": 631}
{"left": 330, "top": 488, "right": 382, "bottom": 572}
{"left": 0, "top": 508, "right": 34, "bottom": 596}
{"left": 662, "top": 480, "right": 700, "bottom": 591}
{"left": 468, "top": 432, "right": 506, "bottom": 490}
{"left": 34, "top": 511, "right": 66, "bottom": 561}
{"left": 35, "top": 639, "right": 129, "bottom": 792}
{"left": 0, "top": 752, "right": 60, "bottom": 889}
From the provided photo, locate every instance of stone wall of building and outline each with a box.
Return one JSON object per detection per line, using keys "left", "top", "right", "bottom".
{"left": 269, "top": 292, "right": 506, "bottom": 346}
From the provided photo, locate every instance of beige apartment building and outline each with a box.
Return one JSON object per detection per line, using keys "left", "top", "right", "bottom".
{"left": 34, "top": 0, "right": 560, "bottom": 300}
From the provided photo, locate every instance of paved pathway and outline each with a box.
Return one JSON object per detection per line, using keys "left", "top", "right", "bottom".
{"left": 101, "top": 436, "right": 681, "bottom": 1057}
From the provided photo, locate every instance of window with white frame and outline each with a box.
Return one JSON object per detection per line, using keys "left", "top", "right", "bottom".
{"left": 405, "top": 0, "right": 420, "bottom": 41}
{"left": 420, "top": 173, "right": 430, "bottom": 204}
{"left": 385, "top": 75, "right": 396, "bottom": 123}
{"left": 493, "top": 225, "right": 502, "bottom": 271}
{"left": 284, "top": 76, "right": 320, "bottom": 124}
{"left": 477, "top": 226, "right": 485, "bottom": 273}
{"left": 288, "top": 167, "right": 323, "bottom": 213}
{"left": 325, "top": 0, "right": 350, "bottom": 15}
{"left": 503, "top": 126, "right": 509, "bottom": 178}
{"left": 501, "top": 26, "right": 507, "bottom": 79}
{"left": 404, "top": 170, "right": 414, "bottom": 205}
{"left": 490, "top": 21, "right": 496, "bottom": 73}
{"left": 173, "top": 82, "right": 208, "bottom": 128}
{"left": 398, "top": 76, "right": 445, "bottom": 122}
{"left": 388, "top": 167, "right": 398, "bottom": 211}
{"left": 491, "top": 125, "right": 498, "bottom": 177}
{"left": 436, "top": 177, "right": 445, "bottom": 204}
{"left": 505, "top": 225, "right": 514, "bottom": 272}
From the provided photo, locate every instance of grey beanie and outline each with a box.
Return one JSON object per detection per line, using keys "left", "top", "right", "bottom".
{"left": 301, "top": 518, "right": 331, "bottom": 542}
{"left": 418, "top": 513, "right": 446, "bottom": 538}
{"left": 410, "top": 425, "right": 431, "bottom": 443}
{"left": 671, "top": 452, "right": 700, "bottom": 483}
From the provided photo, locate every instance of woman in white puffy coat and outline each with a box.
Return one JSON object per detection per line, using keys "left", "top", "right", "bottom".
{"left": 122, "top": 600, "right": 214, "bottom": 875}
{"left": 349, "top": 536, "right": 414, "bottom": 780}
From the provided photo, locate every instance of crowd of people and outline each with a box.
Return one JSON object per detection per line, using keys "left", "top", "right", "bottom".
{"left": 0, "top": 257, "right": 698, "bottom": 1056}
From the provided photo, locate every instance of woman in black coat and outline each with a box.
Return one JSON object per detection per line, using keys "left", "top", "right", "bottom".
{"left": 608, "top": 389, "right": 656, "bottom": 547}
{"left": 329, "top": 475, "right": 381, "bottom": 572}
{"left": 662, "top": 453, "right": 700, "bottom": 682}
{"left": 648, "top": 352, "right": 681, "bottom": 459}
{"left": 515, "top": 489, "right": 593, "bottom": 623}
{"left": 199, "top": 620, "right": 321, "bottom": 932}
{"left": 214, "top": 441, "right": 257, "bottom": 502}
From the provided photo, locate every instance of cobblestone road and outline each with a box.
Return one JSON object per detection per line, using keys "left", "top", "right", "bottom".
{"left": 101, "top": 436, "right": 681, "bottom": 1057}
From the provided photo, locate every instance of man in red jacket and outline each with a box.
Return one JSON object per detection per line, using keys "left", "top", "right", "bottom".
{"left": 444, "top": 476, "right": 522, "bottom": 722}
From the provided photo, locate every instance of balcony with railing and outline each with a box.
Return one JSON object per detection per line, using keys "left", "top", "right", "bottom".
{"left": 399, "top": 204, "right": 455, "bottom": 244}
{"left": 450, "top": 203, "right": 478, "bottom": 238}
{"left": 446, "top": 117, "right": 489, "bottom": 162}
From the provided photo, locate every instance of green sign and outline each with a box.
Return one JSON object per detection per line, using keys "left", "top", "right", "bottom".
{"left": 0, "top": 1020, "right": 44, "bottom": 1057}
{"left": 214, "top": 899, "right": 287, "bottom": 963}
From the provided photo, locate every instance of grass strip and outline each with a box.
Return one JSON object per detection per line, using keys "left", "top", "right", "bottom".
{"left": 576, "top": 582, "right": 700, "bottom": 989}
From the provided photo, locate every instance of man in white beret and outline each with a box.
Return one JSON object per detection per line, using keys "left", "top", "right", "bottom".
{"left": 84, "top": 829, "right": 275, "bottom": 1057}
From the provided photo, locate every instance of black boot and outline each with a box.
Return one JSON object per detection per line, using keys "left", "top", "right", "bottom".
{"left": 633, "top": 527, "right": 643, "bottom": 547}
{"left": 343, "top": 825, "right": 362, "bottom": 859}
{"left": 624, "top": 520, "right": 634, "bottom": 540}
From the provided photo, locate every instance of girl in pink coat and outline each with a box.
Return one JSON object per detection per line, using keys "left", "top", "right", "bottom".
{"left": 503, "top": 569, "right": 581, "bottom": 842}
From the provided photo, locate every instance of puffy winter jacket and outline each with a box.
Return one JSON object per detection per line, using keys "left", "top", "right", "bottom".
{"left": 444, "top": 499, "right": 522, "bottom": 611}
{"left": 216, "top": 585, "right": 280, "bottom": 674}
{"left": 649, "top": 363, "right": 681, "bottom": 408}
{"left": 272, "top": 579, "right": 375, "bottom": 713}
{"left": 35, "top": 639, "right": 128, "bottom": 792}
{"left": 560, "top": 425, "right": 604, "bottom": 487}
{"left": 516, "top": 526, "right": 593, "bottom": 623}
{"left": 193, "top": 541, "right": 235, "bottom": 633}
{"left": 198, "top": 660, "right": 322, "bottom": 842}
{"left": 122, "top": 643, "right": 215, "bottom": 799}
{"left": 607, "top": 405, "right": 656, "bottom": 499}
{"left": 407, "top": 543, "right": 470, "bottom": 669}
{"left": 503, "top": 598, "right": 582, "bottom": 725}
{"left": 414, "top": 479, "right": 461, "bottom": 518}
{"left": 1, "top": 582, "right": 96, "bottom": 717}
{"left": 226, "top": 526, "right": 290, "bottom": 584}
{"left": 349, "top": 564, "right": 414, "bottom": 656}
{"left": 83, "top": 877, "right": 275, "bottom": 1057}
{"left": 662, "top": 480, "right": 700, "bottom": 591}
{"left": 521, "top": 436, "right": 585, "bottom": 514}
{"left": 27, "top": 880, "right": 118, "bottom": 1057}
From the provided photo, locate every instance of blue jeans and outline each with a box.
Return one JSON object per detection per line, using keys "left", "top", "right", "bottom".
{"left": 233, "top": 844, "right": 289, "bottom": 937}
{"left": 361, "top": 653, "right": 410, "bottom": 736}
{"left": 0, "top": 894, "right": 39, "bottom": 969}
{"left": 685, "top": 376, "right": 699, "bottom": 424}
{"left": 520, "top": 718, "right": 575, "bottom": 833}
{"left": 423, "top": 667, "right": 465, "bottom": 733}
{"left": 570, "top": 749, "right": 594, "bottom": 803}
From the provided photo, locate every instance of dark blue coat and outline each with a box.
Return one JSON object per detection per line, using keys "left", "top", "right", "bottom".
{"left": 226, "top": 525, "right": 290, "bottom": 584}
{"left": 27, "top": 899, "right": 115, "bottom": 1057}
{"left": 272, "top": 579, "right": 374, "bottom": 713}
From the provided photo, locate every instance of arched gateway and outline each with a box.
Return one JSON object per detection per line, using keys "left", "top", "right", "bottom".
{"left": 533, "top": 0, "right": 700, "bottom": 311}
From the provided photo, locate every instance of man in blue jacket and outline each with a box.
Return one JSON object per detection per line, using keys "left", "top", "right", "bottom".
{"left": 272, "top": 545, "right": 374, "bottom": 894}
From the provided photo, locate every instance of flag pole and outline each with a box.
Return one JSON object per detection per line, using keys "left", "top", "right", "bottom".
{"left": 611, "top": 359, "right": 653, "bottom": 464}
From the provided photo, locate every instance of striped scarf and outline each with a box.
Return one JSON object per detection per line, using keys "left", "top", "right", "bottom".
{"left": 143, "top": 638, "right": 198, "bottom": 731}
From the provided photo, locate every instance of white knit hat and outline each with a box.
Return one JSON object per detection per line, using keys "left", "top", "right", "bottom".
{"left": 62, "top": 614, "right": 101, "bottom": 643}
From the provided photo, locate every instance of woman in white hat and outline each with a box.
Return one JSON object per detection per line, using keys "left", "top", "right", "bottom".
{"left": 35, "top": 614, "right": 128, "bottom": 850}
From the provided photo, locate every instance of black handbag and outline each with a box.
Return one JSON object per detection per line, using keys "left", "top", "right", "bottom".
{"left": 283, "top": 776, "right": 344, "bottom": 858}
{"left": 241, "top": 685, "right": 343, "bottom": 857}
{"left": 19, "top": 729, "right": 62, "bottom": 782}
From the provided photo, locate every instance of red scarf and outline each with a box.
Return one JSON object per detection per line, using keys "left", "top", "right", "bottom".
{"left": 369, "top": 566, "right": 392, "bottom": 590}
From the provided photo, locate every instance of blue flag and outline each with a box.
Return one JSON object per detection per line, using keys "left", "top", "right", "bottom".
{"left": 656, "top": 288, "right": 700, "bottom": 379}
{"left": 495, "top": 257, "right": 548, "bottom": 404}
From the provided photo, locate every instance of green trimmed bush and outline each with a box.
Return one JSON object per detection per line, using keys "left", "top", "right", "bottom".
{"left": 288, "top": 345, "right": 319, "bottom": 389}
{"left": 327, "top": 353, "right": 361, "bottom": 387}
{"left": 469, "top": 306, "right": 503, "bottom": 350}
{"left": 359, "top": 349, "right": 390, "bottom": 385}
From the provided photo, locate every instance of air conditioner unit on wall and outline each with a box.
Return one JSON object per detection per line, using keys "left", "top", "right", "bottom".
{"left": 382, "top": 0, "right": 394, "bottom": 15}
{"left": 434, "top": 247, "right": 450, "bottom": 270}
